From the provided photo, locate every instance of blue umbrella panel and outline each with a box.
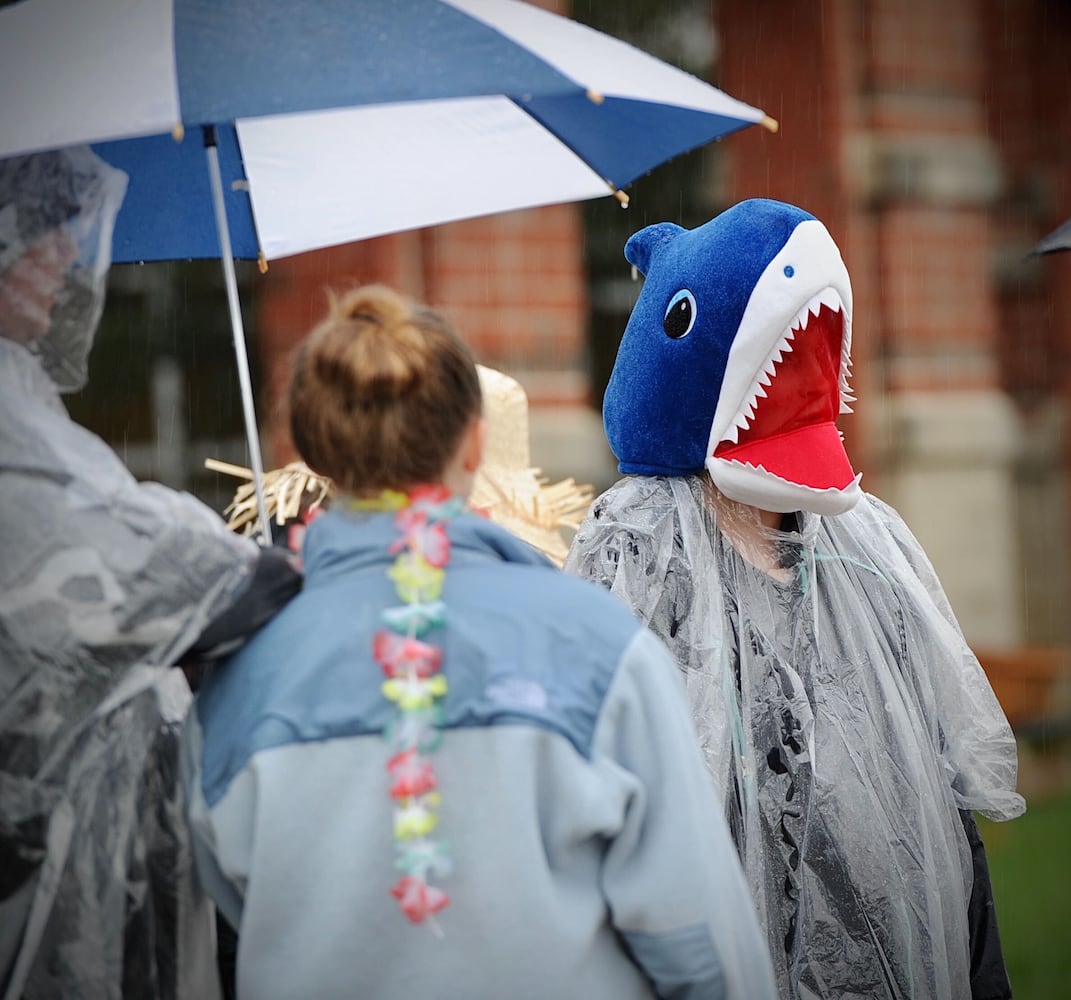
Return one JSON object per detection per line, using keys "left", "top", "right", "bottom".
{"left": 97, "top": 127, "right": 258, "bottom": 263}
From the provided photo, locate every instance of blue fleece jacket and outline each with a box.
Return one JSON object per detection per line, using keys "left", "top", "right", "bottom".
{"left": 183, "top": 509, "right": 776, "bottom": 1000}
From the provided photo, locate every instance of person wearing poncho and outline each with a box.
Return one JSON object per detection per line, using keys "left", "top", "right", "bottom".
{"left": 0, "top": 147, "right": 298, "bottom": 999}
{"left": 566, "top": 199, "right": 1025, "bottom": 1000}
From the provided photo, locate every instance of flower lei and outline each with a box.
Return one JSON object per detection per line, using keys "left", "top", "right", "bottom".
{"left": 353, "top": 485, "right": 465, "bottom": 931}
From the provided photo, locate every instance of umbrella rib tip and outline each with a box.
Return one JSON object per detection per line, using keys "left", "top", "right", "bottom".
{"left": 761, "top": 115, "right": 780, "bottom": 134}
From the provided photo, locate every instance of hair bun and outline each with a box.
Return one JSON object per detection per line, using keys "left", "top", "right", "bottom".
{"left": 335, "top": 284, "right": 409, "bottom": 327}
{"left": 315, "top": 285, "right": 429, "bottom": 403}
{"left": 290, "top": 282, "right": 479, "bottom": 491}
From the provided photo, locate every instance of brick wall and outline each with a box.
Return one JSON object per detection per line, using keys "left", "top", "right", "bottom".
{"left": 980, "top": 0, "right": 1071, "bottom": 643}
{"left": 877, "top": 208, "right": 999, "bottom": 391}
{"left": 982, "top": 0, "right": 1071, "bottom": 403}
{"left": 419, "top": 206, "right": 588, "bottom": 394}
{"left": 256, "top": 199, "right": 588, "bottom": 466}
{"left": 716, "top": 0, "right": 1071, "bottom": 452}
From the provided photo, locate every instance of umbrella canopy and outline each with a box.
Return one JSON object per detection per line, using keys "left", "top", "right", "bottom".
{"left": 2, "top": 0, "right": 774, "bottom": 262}
{"left": 1031, "top": 217, "right": 1071, "bottom": 255}
{"left": 2, "top": 0, "right": 775, "bottom": 538}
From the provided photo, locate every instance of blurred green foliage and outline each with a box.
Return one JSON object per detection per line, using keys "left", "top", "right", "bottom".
{"left": 979, "top": 790, "right": 1071, "bottom": 999}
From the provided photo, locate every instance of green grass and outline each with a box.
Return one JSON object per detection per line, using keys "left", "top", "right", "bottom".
{"left": 977, "top": 789, "right": 1071, "bottom": 1000}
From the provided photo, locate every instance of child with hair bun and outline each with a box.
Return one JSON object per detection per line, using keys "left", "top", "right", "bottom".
{"left": 183, "top": 284, "right": 777, "bottom": 1000}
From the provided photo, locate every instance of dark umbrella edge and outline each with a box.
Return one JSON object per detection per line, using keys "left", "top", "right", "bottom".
{"left": 1031, "top": 217, "right": 1071, "bottom": 255}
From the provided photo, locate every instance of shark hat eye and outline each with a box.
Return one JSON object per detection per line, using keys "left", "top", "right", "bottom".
{"left": 663, "top": 289, "right": 697, "bottom": 339}
{"left": 784, "top": 265, "right": 795, "bottom": 277}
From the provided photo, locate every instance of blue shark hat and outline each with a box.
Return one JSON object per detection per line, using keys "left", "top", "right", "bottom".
{"left": 603, "top": 198, "right": 861, "bottom": 516}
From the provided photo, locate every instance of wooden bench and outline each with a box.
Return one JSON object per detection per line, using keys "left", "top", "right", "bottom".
{"left": 974, "top": 646, "right": 1071, "bottom": 741}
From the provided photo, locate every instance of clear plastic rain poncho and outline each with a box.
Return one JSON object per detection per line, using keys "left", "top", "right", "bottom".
{"left": 566, "top": 474, "right": 1024, "bottom": 1000}
{"left": 0, "top": 147, "right": 257, "bottom": 999}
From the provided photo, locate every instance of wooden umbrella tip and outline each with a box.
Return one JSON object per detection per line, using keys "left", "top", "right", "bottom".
{"left": 761, "top": 115, "right": 780, "bottom": 134}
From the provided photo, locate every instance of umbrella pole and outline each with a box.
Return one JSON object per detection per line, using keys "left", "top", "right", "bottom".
{"left": 203, "top": 127, "right": 273, "bottom": 544}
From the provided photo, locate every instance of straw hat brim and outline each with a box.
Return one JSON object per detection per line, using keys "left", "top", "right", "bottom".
{"left": 206, "top": 458, "right": 592, "bottom": 566}
{"left": 205, "top": 458, "right": 332, "bottom": 536}
{"left": 470, "top": 465, "right": 593, "bottom": 565}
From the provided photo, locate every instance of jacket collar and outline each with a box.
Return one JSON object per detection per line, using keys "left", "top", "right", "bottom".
{"left": 302, "top": 507, "right": 554, "bottom": 583}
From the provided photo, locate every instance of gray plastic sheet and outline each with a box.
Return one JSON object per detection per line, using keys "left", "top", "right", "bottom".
{"left": 0, "top": 340, "right": 256, "bottom": 997}
{"left": 1, "top": 145, "right": 259, "bottom": 997}
{"left": 566, "top": 474, "right": 1024, "bottom": 1000}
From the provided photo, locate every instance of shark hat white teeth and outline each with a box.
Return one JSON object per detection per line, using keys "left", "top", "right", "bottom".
{"left": 789, "top": 287, "right": 843, "bottom": 337}
{"left": 818, "top": 286, "right": 842, "bottom": 311}
{"left": 707, "top": 455, "right": 863, "bottom": 516}
{"left": 716, "top": 329, "right": 797, "bottom": 448}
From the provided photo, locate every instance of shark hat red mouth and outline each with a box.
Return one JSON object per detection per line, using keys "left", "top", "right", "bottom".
{"left": 713, "top": 292, "right": 855, "bottom": 490}
{"left": 706, "top": 283, "right": 861, "bottom": 515}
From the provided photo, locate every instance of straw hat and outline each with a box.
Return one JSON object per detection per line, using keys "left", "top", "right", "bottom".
{"left": 469, "top": 365, "right": 593, "bottom": 565}
{"left": 204, "top": 458, "right": 332, "bottom": 536}
{"left": 207, "top": 365, "right": 593, "bottom": 565}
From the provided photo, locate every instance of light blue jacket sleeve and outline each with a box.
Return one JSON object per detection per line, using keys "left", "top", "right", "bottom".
{"left": 594, "top": 628, "right": 777, "bottom": 1000}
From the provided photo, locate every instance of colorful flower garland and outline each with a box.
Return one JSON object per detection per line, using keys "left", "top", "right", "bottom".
{"left": 356, "top": 485, "right": 464, "bottom": 931}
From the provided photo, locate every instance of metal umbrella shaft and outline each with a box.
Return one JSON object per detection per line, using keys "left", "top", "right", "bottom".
{"left": 204, "top": 128, "right": 272, "bottom": 543}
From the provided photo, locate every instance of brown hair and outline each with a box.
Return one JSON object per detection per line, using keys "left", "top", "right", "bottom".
{"left": 288, "top": 284, "right": 481, "bottom": 493}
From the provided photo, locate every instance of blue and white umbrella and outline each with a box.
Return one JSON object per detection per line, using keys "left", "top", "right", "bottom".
{"left": 1, "top": 0, "right": 776, "bottom": 536}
